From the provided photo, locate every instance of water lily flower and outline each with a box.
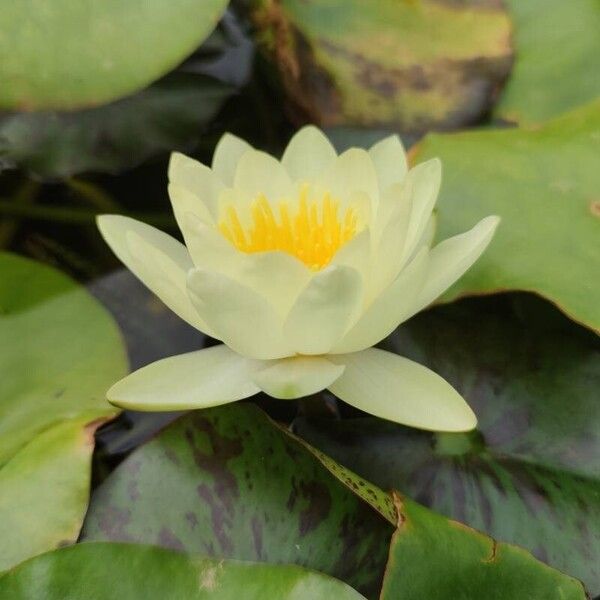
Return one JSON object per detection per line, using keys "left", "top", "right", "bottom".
{"left": 97, "top": 126, "right": 498, "bottom": 432}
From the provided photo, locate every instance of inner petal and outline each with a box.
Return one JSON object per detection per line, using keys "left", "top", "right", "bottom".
{"left": 218, "top": 184, "right": 361, "bottom": 270}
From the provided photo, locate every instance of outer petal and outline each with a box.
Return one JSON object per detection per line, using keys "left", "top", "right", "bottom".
{"left": 401, "top": 158, "right": 442, "bottom": 262}
{"left": 168, "top": 153, "right": 223, "bottom": 221}
{"left": 332, "top": 248, "right": 428, "bottom": 354}
{"left": 212, "top": 132, "right": 253, "bottom": 186}
{"left": 329, "top": 348, "right": 477, "bottom": 432}
{"left": 184, "top": 214, "right": 312, "bottom": 314}
{"left": 97, "top": 215, "right": 211, "bottom": 334}
{"left": 187, "top": 268, "right": 293, "bottom": 360}
{"left": 284, "top": 265, "right": 363, "bottom": 355}
{"left": 234, "top": 149, "right": 292, "bottom": 201}
{"left": 250, "top": 355, "right": 345, "bottom": 400}
{"left": 168, "top": 183, "right": 215, "bottom": 237}
{"left": 369, "top": 135, "right": 408, "bottom": 192}
{"left": 106, "top": 345, "right": 259, "bottom": 411}
{"left": 410, "top": 215, "right": 500, "bottom": 315}
{"left": 282, "top": 125, "right": 337, "bottom": 181}
{"left": 318, "top": 148, "right": 379, "bottom": 215}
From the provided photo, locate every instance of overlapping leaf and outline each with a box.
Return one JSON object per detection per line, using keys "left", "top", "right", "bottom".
{"left": 296, "top": 296, "right": 600, "bottom": 595}
{"left": 413, "top": 100, "right": 600, "bottom": 331}
{"left": 0, "top": 543, "right": 366, "bottom": 599}
{"left": 0, "top": 253, "right": 127, "bottom": 570}
{"left": 380, "top": 497, "right": 586, "bottom": 600}
{"left": 496, "top": 0, "right": 600, "bottom": 123}
{"left": 0, "top": 0, "right": 229, "bottom": 109}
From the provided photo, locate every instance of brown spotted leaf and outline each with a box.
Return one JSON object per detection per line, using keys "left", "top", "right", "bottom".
{"left": 246, "top": 0, "right": 513, "bottom": 132}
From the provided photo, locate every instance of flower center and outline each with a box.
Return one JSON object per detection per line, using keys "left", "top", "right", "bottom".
{"left": 218, "top": 186, "right": 359, "bottom": 270}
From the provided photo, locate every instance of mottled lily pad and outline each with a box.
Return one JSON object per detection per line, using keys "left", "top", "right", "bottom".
{"left": 0, "top": 252, "right": 127, "bottom": 570}
{"left": 81, "top": 404, "right": 394, "bottom": 598}
{"left": 248, "top": 0, "right": 512, "bottom": 132}
{"left": 295, "top": 295, "right": 600, "bottom": 594}
{"left": 413, "top": 99, "right": 600, "bottom": 332}
{"left": 495, "top": 0, "right": 600, "bottom": 123}
{"left": 0, "top": 542, "right": 366, "bottom": 599}
{"left": 0, "top": 0, "right": 228, "bottom": 109}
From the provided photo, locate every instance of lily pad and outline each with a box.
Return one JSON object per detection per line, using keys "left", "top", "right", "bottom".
{"left": 413, "top": 99, "right": 600, "bottom": 332}
{"left": 295, "top": 295, "right": 600, "bottom": 594}
{"left": 495, "top": 0, "right": 600, "bottom": 124}
{"left": 0, "top": 252, "right": 127, "bottom": 570}
{"left": 247, "top": 0, "right": 512, "bottom": 131}
{"left": 81, "top": 404, "right": 394, "bottom": 598}
{"left": 0, "top": 73, "right": 234, "bottom": 178}
{"left": 0, "top": 542, "right": 366, "bottom": 599}
{"left": 0, "top": 0, "right": 228, "bottom": 110}
{"left": 380, "top": 497, "right": 587, "bottom": 600}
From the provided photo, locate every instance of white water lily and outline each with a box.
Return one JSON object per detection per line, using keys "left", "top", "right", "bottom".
{"left": 98, "top": 126, "right": 499, "bottom": 432}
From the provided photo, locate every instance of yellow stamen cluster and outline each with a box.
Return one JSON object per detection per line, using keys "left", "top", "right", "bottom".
{"left": 219, "top": 186, "right": 358, "bottom": 270}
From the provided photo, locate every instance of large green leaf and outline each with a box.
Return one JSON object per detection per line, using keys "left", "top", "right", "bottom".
{"left": 81, "top": 405, "right": 394, "bottom": 598}
{"left": 380, "top": 498, "right": 587, "bottom": 600}
{"left": 0, "top": 542, "right": 366, "bottom": 599}
{"left": 295, "top": 296, "right": 600, "bottom": 595}
{"left": 0, "top": 0, "right": 228, "bottom": 110}
{"left": 247, "top": 0, "right": 512, "bottom": 132}
{"left": 495, "top": 0, "right": 600, "bottom": 124}
{"left": 0, "top": 73, "right": 233, "bottom": 178}
{"left": 413, "top": 99, "right": 600, "bottom": 332}
{"left": 0, "top": 252, "right": 127, "bottom": 570}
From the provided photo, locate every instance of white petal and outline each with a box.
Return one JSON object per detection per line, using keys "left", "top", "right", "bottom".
{"left": 183, "top": 214, "right": 312, "bottom": 314}
{"left": 318, "top": 148, "right": 379, "bottom": 215}
{"left": 369, "top": 184, "right": 413, "bottom": 297}
{"left": 282, "top": 125, "right": 337, "bottom": 181}
{"left": 410, "top": 215, "right": 500, "bottom": 315}
{"left": 369, "top": 135, "right": 408, "bottom": 191}
{"left": 97, "top": 215, "right": 211, "bottom": 334}
{"left": 329, "top": 348, "right": 477, "bottom": 432}
{"left": 168, "top": 184, "right": 215, "bottom": 235}
{"left": 284, "top": 265, "right": 364, "bottom": 355}
{"left": 234, "top": 149, "right": 292, "bottom": 201}
{"left": 168, "top": 153, "right": 223, "bottom": 220}
{"left": 402, "top": 158, "right": 442, "bottom": 262}
{"left": 251, "top": 355, "right": 345, "bottom": 399}
{"left": 212, "top": 133, "right": 253, "bottom": 186}
{"left": 107, "top": 345, "right": 259, "bottom": 411}
{"left": 332, "top": 248, "right": 428, "bottom": 354}
{"left": 331, "top": 229, "right": 371, "bottom": 284}
{"left": 187, "top": 268, "right": 293, "bottom": 360}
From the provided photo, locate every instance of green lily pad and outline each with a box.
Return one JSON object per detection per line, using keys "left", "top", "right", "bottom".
{"left": 0, "top": 542, "right": 366, "bottom": 599}
{"left": 0, "top": 0, "right": 228, "bottom": 110}
{"left": 413, "top": 99, "right": 600, "bottom": 332}
{"left": 495, "top": 0, "right": 600, "bottom": 124}
{"left": 295, "top": 295, "right": 600, "bottom": 594}
{"left": 0, "top": 252, "right": 127, "bottom": 570}
{"left": 81, "top": 404, "right": 394, "bottom": 599}
{"left": 247, "top": 0, "right": 512, "bottom": 131}
{"left": 0, "top": 73, "right": 233, "bottom": 178}
{"left": 380, "top": 497, "right": 587, "bottom": 600}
